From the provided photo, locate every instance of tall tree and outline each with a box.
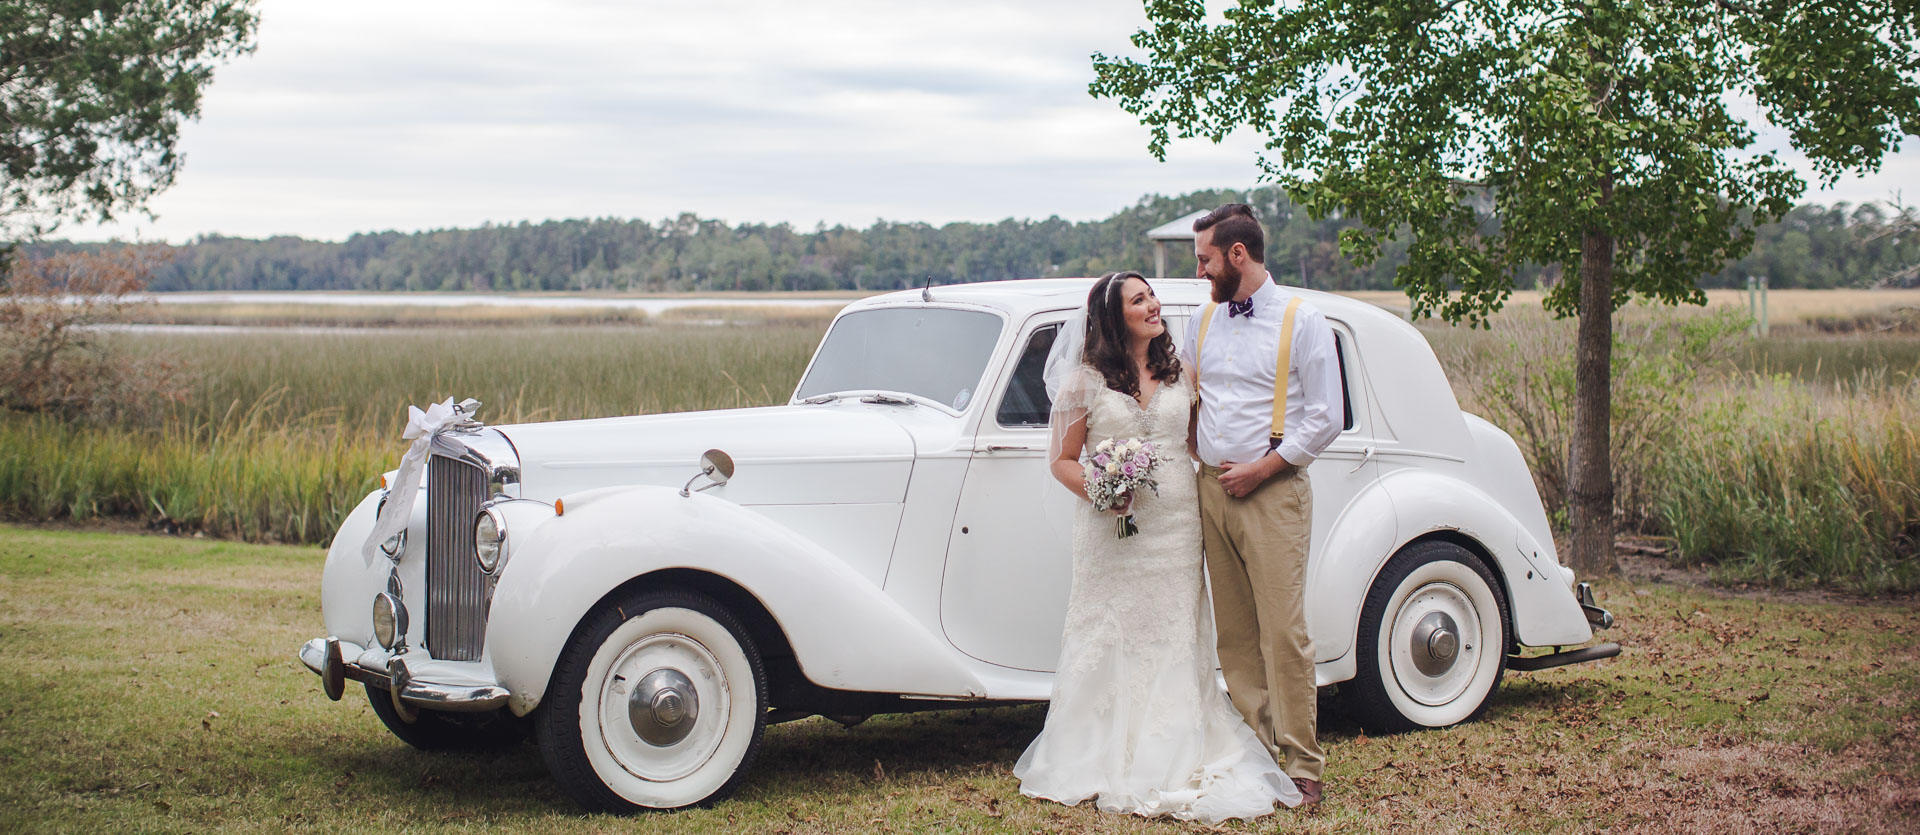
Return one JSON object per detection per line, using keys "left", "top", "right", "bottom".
{"left": 1, "top": 0, "right": 259, "bottom": 243}
{"left": 1092, "top": 0, "right": 1920, "bottom": 576}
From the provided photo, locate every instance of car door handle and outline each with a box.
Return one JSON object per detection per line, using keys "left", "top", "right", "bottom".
{"left": 1349, "top": 445, "right": 1376, "bottom": 473}
{"left": 981, "top": 445, "right": 1040, "bottom": 453}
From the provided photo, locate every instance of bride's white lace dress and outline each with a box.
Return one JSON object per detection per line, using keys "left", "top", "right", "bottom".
{"left": 1014, "top": 366, "right": 1300, "bottom": 822}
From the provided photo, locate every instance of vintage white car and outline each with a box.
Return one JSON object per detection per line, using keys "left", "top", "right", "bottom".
{"left": 300, "top": 278, "right": 1617, "bottom": 812}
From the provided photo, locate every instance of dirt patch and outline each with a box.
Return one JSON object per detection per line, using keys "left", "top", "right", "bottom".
{"left": 1614, "top": 536, "right": 1920, "bottom": 608}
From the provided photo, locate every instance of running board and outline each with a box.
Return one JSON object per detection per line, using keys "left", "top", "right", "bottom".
{"left": 1507, "top": 642, "right": 1622, "bottom": 671}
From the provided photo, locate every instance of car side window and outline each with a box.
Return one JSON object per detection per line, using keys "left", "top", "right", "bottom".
{"left": 1334, "top": 331, "right": 1355, "bottom": 432}
{"left": 995, "top": 323, "right": 1060, "bottom": 428}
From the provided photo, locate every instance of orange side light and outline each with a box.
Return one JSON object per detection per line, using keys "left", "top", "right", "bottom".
{"left": 554, "top": 499, "right": 565, "bottom": 517}
{"left": 380, "top": 474, "right": 388, "bottom": 489}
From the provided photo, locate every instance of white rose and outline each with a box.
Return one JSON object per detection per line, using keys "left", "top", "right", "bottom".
{"left": 1126, "top": 439, "right": 1142, "bottom": 453}
{"left": 1105, "top": 461, "right": 1120, "bottom": 475}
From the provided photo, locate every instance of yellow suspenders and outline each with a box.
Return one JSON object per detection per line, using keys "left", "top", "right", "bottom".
{"left": 1194, "top": 295, "right": 1304, "bottom": 442}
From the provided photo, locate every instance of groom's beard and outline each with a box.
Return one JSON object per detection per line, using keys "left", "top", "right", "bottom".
{"left": 1209, "top": 260, "right": 1241, "bottom": 303}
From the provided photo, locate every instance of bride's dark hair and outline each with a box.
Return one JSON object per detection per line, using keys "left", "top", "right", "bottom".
{"left": 1082, "top": 271, "right": 1181, "bottom": 397}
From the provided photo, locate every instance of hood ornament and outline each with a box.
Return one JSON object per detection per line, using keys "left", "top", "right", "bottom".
{"left": 452, "top": 398, "right": 484, "bottom": 431}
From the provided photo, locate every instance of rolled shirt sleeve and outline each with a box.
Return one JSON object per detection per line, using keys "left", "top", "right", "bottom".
{"left": 1274, "top": 307, "right": 1343, "bottom": 467}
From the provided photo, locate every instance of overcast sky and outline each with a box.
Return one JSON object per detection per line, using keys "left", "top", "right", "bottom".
{"left": 62, "top": 0, "right": 1919, "bottom": 244}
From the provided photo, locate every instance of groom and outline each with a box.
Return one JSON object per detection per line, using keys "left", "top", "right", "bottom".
{"left": 1180, "top": 203, "right": 1343, "bottom": 807}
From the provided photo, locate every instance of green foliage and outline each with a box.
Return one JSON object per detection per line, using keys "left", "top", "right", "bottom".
{"left": 38, "top": 189, "right": 1917, "bottom": 293}
{"left": 1091, "top": 0, "right": 1920, "bottom": 323}
{"left": 0, "top": 1, "right": 260, "bottom": 241}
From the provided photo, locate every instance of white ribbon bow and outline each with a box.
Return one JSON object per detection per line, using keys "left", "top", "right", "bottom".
{"left": 362, "top": 398, "right": 463, "bottom": 565}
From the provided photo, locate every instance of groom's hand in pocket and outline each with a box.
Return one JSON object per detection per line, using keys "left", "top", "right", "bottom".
{"left": 1217, "top": 454, "right": 1288, "bottom": 498}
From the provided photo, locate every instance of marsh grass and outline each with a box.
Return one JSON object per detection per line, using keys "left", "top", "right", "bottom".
{"left": 6, "top": 293, "right": 1920, "bottom": 589}
{"left": 138, "top": 301, "right": 656, "bottom": 329}
{"left": 1656, "top": 375, "right": 1920, "bottom": 593}
{"left": 0, "top": 525, "right": 1914, "bottom": 832}
{"left": 1438, "top": 305, "right": 1920, "bottom": 593}
{"left": 0, "top": 325, "right": 825, "bottom": 542}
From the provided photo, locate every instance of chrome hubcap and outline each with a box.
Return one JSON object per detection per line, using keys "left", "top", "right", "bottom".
{"left": 1388, "top": 581, "right": 1483, "bottom": 707}
{"left": 596, "top": 628, "right": 730, "bottom": 783}
{"left": 629, "top": 668, "right": 700, "bottom": 746}
{"left": 1411, "top": 611, "right": 1460, "bottom": 675}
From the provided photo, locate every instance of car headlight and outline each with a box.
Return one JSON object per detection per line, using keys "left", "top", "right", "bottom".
{"left": 372, "top": 592, "right": 408, "bottom": 649}
{"left": 475, "top": 507, "right": 507, "bottom": 573}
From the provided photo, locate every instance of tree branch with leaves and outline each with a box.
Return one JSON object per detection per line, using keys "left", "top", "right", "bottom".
{"left": 1, "top": 0, "right": 259, "bottom": 244}
{"left": 1092, "top": 0, "right": 1920, "bottom": 575}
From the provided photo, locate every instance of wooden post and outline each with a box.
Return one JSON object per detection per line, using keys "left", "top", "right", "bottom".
{"left": 1760, "top": 276, "right": 1770, "bottom": 338}
{"left": 1154, "top": 242, "right": 1167, "bottom": 279}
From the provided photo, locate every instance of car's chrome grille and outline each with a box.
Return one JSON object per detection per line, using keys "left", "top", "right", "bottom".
{"left": 426, "top": 454, "right": 494, "bottom": 661}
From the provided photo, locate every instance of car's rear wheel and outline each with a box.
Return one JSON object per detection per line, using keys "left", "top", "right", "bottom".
{"left": 1349, "top": 540, "right": 1509, "bottom": 732}
{"left": 365, "top": 683, "right": 527, "bottom": 750}
{"left": 535, "top": 589, "right": 767, "bottom": 812}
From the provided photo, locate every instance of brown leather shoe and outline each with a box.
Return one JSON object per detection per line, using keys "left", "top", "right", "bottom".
{"left": 1293, "top": 777, "right": 1323, "bottom": 807}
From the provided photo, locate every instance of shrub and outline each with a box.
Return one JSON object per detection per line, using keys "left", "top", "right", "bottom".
{"left": 1446, "top": 305, "right": 1751, "bottom": 531}
{"left": 0, "top": 248, "right": 190, "bottom": 422}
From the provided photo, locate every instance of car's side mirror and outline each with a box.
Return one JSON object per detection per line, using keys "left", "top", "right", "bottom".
{"left": 680, "top": 449, "right": 735, "bottom": 497}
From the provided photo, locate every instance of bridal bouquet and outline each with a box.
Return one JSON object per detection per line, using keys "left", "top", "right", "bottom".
{"left": 1083, "top": 437, "right": 1164, "bottom": 539}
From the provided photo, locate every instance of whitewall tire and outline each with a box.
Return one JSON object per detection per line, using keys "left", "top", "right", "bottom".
{"left": 536, "top": 589, "right": 767, "bottom": 812}
{"left": 1350, "top": 541, "right": 1509, "bottom": 732}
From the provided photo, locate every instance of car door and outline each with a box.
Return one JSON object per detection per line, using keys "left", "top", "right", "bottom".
{"left": 1301, "top": 320, "right": 1390, "bottom": 662}
{"left": 940, "top": 309, "right": 1195, "bottom": 672}
{"left": 939, "top": 314, "right": 1070, "bottom": 671}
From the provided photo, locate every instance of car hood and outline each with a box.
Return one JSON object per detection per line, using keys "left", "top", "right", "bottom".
{"left": 497, "top": 405, "right": 916, "bottom": 505}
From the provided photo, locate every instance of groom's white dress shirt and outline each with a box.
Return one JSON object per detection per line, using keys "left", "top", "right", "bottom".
{"left": 1178, "top": 275, "right": 1343, "bottom": 469}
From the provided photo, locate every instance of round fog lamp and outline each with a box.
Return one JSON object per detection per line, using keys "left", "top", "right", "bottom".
{"left": 475, "top": 508, "right": 506, "bottom": 573}
{"left": 372, "top": 592, "right": 407, "bottom": 649}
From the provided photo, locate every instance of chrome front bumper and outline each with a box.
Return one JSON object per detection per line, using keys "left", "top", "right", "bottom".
{"left": 298, "top": 636, "right": 509, "bottom": 713}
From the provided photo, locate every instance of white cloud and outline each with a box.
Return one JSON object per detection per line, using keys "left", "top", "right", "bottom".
{"left": 61, "top": 0, "right": 1915, "bottom": 243}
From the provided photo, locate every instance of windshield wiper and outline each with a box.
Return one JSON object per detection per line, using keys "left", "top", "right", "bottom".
{"left": 799, "top": 393, "right": 842, "bottom": 405}
{"left": 860, "top": 394, "right": 916, "bottom": 407}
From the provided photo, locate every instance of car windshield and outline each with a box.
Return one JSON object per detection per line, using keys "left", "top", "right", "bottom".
{"left": 795, "top": 307, "right": 1004, "bottom": 410}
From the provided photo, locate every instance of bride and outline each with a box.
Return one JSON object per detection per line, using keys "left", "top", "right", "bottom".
{"left": 1013, "top": 272, "right": 1301, "bottom": 822}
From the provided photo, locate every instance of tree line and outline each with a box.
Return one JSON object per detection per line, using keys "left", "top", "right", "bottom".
{"left": 33, "top": 188, "right": 1918, "bottom": 294}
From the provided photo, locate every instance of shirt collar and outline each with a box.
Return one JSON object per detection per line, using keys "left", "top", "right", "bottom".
{"left": 1248, "top": 272, "right": 1280, "bottom": 310}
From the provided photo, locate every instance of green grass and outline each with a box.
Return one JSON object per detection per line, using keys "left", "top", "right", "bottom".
{"left": 0, "top": 524, "right": 1914, "bottom": 832}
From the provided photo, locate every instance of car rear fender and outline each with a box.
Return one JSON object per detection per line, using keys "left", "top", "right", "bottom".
{"left": 1374, "top": 470, "right": 1594, "bottom": 648}
{"left": 485, "top": 485, "right": 986, "bottom": 715}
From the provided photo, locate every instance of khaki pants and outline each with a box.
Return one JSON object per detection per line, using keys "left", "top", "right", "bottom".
{"left": 1198, "top": 463, "right": 1324, "bottom": 781}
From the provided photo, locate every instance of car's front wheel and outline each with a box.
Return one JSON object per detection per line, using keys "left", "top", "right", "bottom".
{"left": 1349, "top": 540, "right": 1509, "bottom": 732}
{"left": 535, "top": 589, "right": 767, "bottom": 812}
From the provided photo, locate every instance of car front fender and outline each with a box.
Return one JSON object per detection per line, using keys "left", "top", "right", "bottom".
{"left": 485, "top": 486, "right": 987, "bottom": 715}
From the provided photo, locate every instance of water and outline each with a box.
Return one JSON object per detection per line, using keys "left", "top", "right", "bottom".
{"left": 134, "top": 291, "right": 853, "bottom": 315}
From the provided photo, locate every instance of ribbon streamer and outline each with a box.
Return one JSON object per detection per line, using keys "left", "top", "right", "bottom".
{"left": 362, "top": 398, "right": 462, "bottom": 565}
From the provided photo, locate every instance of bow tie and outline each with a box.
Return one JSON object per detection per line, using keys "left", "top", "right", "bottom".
{"left": 1227, "top": 298, "right": 1255, "bottom": 318}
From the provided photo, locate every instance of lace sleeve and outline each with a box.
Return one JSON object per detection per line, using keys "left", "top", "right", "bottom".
{"left": 1046, "top": 364, "right": 1096, "bottom": 467}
